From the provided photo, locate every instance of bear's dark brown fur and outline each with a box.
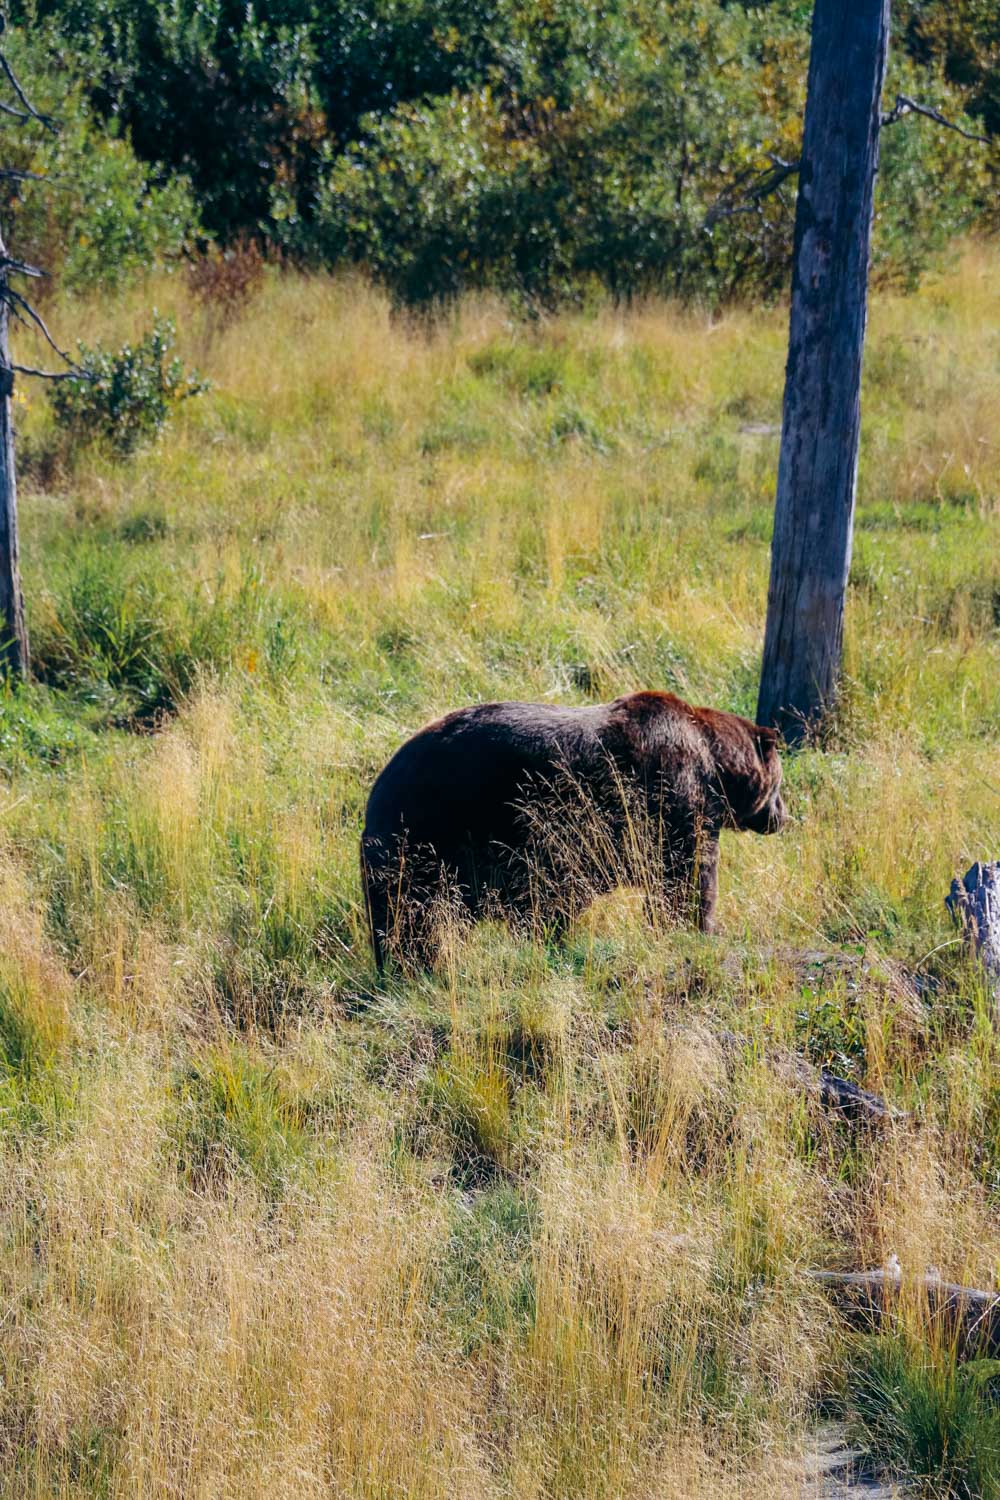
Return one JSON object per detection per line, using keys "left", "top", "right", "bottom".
{"left": 361, "top": 690, "right": 786, "bottom": 968}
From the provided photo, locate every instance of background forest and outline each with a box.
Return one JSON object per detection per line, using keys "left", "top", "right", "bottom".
{"left": 3, "top": 0, "right": 1000, "bottom": 304}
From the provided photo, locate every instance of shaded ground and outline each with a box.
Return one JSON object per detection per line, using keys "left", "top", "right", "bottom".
{"left": 800, "top": 1427, "right": 907, "bottom": 1500}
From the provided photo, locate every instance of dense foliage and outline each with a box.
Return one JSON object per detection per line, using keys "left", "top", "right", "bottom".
{"left": 6, "top": 0, "right": 999, "bottom": 301}
{"left": 0, "top": 27, "right": 199, "bottom": 292}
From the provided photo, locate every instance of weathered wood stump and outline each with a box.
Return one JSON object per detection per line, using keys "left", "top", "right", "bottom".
{"left": 808, "top": 1263, "right": 1000, "bottom": 1357}
{"left": 946, "top": 861, "right": 1000, "bottom": 1000}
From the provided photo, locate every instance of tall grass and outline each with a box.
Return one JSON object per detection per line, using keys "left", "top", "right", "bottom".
{"left": 0, "top": 244, "right": 998, "bottom": 1495}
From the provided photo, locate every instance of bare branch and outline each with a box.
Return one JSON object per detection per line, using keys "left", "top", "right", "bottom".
{"left": 3, "top": 293, "right": 93, "bottom": 383}
{"left": 0, "top": 100, "right": 40, "bottom": 124}
{"left": 0, "top": 256, "right": 43, "bottom": 279}
{"left": 881, "top": 93, "right": 990, "bottom": 145}
{"left": 704, "top": 153, "right": 800, "bottom": 231}
{"left": 4, "top": 286, "right": 75, "bottom": 366}
{"left": 706, "top": 90, "right": 990, "bottom": 238}
{"left": 0, "top": 47, "right": 58, "bottom": 135}
{"left": 0, "top": 166, "right": 51, "bottom": 184}
{"left": 8, "top": 361, "right": 93, "bottom": 382}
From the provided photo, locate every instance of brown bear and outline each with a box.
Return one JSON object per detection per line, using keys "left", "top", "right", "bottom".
{"left": 361, "top": 690, "right": 786, "bottom": 969}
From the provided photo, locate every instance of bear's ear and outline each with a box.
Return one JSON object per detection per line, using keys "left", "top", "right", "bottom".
{"left": 754, "top": 725, "right": 778, "bottom": 754}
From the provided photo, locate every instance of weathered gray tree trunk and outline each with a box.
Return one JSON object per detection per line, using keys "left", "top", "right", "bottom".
{"left": 947, "top": 861, "right": 1000, "bottom": 1005}
{"left": 0, "top": 233, "right": 28, "bottom": 679}
{"left": 756, "top": 0, "right": 890, "bottom": 741}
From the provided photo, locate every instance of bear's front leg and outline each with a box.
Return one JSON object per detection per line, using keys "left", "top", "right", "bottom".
{"left": 696, "top": 834, "right": 720, "bottom": 934}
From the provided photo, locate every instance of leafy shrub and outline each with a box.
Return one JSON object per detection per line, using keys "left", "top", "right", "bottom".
{"left": 186, "top": 236, "right": 266, "bottom": 332}
{"left": 8, "top": 3, "right": 997, "bottom": 305}
{"left": 30, "top": 546, "right": 306, "bottom": 724}
{"left": 17, "top": 0, "right": 501, "bottom": 247}
{"left": 51, "top": 317, "right": 207, "bottom": 456}
{"left": 898, "top": 0, "right": 1000, "bottom": 137}
{"left": 31, "top": 546, "right": 184, "bottom": 719}
{"left": 419, "top": 1051, "right": 513, "bottom": 1183}
{"left": 319, "top": 5, "right": 991, "bottom": 308}
{"left": 176, "top": 1046, "right": 310, "bottom": 1195}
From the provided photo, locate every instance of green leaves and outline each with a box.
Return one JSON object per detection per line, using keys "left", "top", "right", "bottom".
{"left": 0, "top": 25, "right": 200, "bottom": 293}
{"left": 51, "top": 315, "right": 207, "bottom": 456}
{"left": 6, "top": 1, "right": 997, "bottom": 300}
{"left": 317, "top": 4, "right": 797, "bottom": 307}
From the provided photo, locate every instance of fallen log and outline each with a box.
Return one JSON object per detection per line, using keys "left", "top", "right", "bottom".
{"left": 777, "top": 1050, "right": 897, "bottom": 1126}
{"left": 946, "top": 860, "right": 1000, "bottom": 1003}
{"left": 715, "top": 1029, "right": 899, "bottom": 1127}
{"left": 817, "top": 1069, "right": 895, "bottom": 1124}
{"left": 807, "top": 1262, "right": 1000, "bottom": 1356}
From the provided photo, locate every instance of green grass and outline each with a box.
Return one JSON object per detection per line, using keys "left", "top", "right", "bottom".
{"left": 0, "top": 245, "right": 998, "bottom": 1496}
{"left": 847, "top": 1335, "right": 1000, "bottom": 1497}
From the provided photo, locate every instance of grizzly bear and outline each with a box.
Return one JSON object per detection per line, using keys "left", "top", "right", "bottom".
{"left": 361, "top": 690, "right": 786, "bottom": 969}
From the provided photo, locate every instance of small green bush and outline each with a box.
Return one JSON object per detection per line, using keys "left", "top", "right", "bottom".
{"left": 31, "top": 546, "right": 183, "bottom": 719}
{"left": 51, "top": 317, "right": 207, "bottom": 456}
{"left": 0, "top": 684, "right": 91, "bottom": 765}
{"left": 30, "top": 547, "right": 307, "bottom": 725}
{"left": 419, "top": 1052, "right": 513, "bottom": 1183}
{"left": 176, "top": 1047, "right": 310, "bottom": 1195}
{"left": 848, "top": 1334, "right": 1000, "bottom": 1498}
{"left": 434, "top": 1183, "right": 537, "bottom": 1353}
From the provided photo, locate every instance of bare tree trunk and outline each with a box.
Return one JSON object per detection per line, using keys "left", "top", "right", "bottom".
{"left": 0, "top": 235, "right": 28, "bottom": 679}
{"left": 947, "top": 861, "right": 1000, "bottom": 1008}
{"left": 756, "top": 0, "right": 889, "bottom": 741}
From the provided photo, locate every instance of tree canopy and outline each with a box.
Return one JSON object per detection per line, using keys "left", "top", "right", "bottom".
{"left": 7, "top": 0, "right": 999, "bottom": 304}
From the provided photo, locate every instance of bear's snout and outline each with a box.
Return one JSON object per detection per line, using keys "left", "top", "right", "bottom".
{"left": 764, "top": 790, "right": 787, "bottom": 833}
{"left": 741, "top": 788, "right": 787, "bottom": 835}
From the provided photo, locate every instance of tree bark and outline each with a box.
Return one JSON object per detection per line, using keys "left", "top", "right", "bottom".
{"left": 946, "top": 861, "right": 1000, "bottom": 1007}
{"left": 756, "top": 0, "right": 890, "bottom": 741}
{"left": 0, "top": 237, "right": 28, "bottom": 679}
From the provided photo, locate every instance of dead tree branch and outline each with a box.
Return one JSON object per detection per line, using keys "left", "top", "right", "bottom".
{"left": 715, "top": 1029, "right": 900, "bottom": 1127}
{"left": 6, "top": 287, "right": 75, "bottom": 366}
{"left": 0, "top": 42, "right": 93, "bottom": 392}
{"left": 881, "top": 93, "right": 991, "bottom": 144}
{"left": 10, "top": 361, "right": 90, "bottom": 381}
{"left": 0, "top": 166, "right": 50, "bottom": 184}
{"left": 0, "top": 256, "right": 42, "bottom": 279}
{"left": 706, "top": 92, "right": 989, "bottom": 236}
{"left": 0, "top": 44, "right": 57, "bottom": 135}
{"left": 703, "top": 153, "right": 800, "bottom": 230}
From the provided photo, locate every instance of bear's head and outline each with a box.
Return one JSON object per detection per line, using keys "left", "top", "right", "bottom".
{"left": 699, "top": 710, "right": 787, "bottom": 835}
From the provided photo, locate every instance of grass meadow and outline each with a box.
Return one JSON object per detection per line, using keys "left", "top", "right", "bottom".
{"left": 1, "top": 242, "right": 1000, "bottom": 1496}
